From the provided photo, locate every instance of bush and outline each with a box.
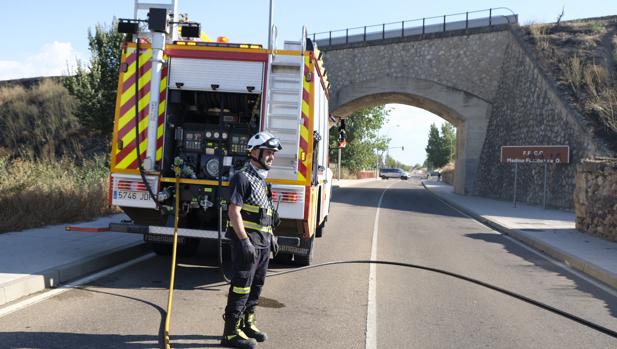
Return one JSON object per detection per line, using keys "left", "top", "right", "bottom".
{"left": 440, "top": 162, "right": 455, "bottom": 185}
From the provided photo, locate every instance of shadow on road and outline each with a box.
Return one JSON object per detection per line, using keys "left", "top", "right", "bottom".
{"left": 0, "top": 331, "right": 223, "bottom": 349}
{"left": 465, "top": 232, "right": 617, "bottom": 319}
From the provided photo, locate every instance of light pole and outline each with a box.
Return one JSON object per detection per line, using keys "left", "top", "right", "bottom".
{"left": 385, "top": 146, "right": 404, "bottom": 167}
{"left": 378, "top": 123, "right": 399, "bottom": 169}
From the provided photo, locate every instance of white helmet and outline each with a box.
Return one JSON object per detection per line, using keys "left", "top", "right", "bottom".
{"left": 246, "top": 131, "right": 282, "bottom": 152}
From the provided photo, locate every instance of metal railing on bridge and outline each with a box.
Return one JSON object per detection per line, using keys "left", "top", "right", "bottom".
{"left": 310, "top": 8, "right": 518, "bottom": 48}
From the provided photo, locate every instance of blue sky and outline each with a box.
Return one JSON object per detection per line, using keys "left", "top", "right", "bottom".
{"left": 2, "top": 0, "right": 616, "bottom": 165}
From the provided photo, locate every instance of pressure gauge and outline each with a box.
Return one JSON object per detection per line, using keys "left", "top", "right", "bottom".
{"left": 206, "top": 158, "right": 219, "bottom": 177}
{"left": 205, "top": 131, "right": 212, "bottom": 138}
{"left": 222, "top": 132, "right": 228, "bottom": 140}
{"left": 213, "top": 131, "right": 220, "bottom": 139}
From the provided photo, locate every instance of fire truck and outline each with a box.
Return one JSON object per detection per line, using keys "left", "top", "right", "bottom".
{"left": 108, "top": 1, "right": 333, "bottom": 265}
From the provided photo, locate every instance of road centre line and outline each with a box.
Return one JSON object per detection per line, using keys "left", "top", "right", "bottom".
{"left": 0, "top": 253, "right": 156, "bottom": 319}
{"left": 366, "top": 181, "right": 396, "bottom": 349}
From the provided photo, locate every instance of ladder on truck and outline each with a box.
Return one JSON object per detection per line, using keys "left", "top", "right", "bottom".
{"left": 266, "top": 36, "right": 307, "bottom": 181}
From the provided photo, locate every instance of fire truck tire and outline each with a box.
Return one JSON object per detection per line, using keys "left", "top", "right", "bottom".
{"left": 316, "top": 215, "right": 328, "bottom": 238}
{"left": 294, "top": 234, "right": 315, "bottom": 266}
{"left": 273, "top": 252, "right": 293, "bottom": 265}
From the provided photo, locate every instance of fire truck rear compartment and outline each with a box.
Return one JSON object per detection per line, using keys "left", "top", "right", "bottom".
{"left": 161, "top": 89, "right": 260, "bottom": 181}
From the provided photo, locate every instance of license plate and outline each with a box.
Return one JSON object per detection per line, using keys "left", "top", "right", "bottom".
{"left": 115, "top": 190, "right": 151, "bottom": 201}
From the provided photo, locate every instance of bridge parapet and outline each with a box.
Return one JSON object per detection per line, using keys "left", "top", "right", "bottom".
{"left": 311, "top": 8, "right": 517, "bottom": 49}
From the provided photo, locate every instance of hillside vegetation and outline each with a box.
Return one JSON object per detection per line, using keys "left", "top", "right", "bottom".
{"left": 0, "top": 81, "right": 113, "bottom": 233}
{"left": 522, "top": 16, "right": 617, "bottom": 151}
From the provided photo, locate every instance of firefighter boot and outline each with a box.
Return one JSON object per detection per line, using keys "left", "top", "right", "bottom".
{"left": 221, "top": 315, "right": 257, "bottom": 349}
{"left": 241, "top": 311, "right": 268, "bottom": 342}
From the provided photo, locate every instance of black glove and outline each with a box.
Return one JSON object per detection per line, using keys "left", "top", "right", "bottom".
{"left": 239, "top": 238, "right": 256, "bottom": 264}
{"left": 270, "top": 235, "right": 279, "bottom": 256}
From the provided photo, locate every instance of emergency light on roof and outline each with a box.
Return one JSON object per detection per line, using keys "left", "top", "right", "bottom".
{"left": 174, "top": 41, "right": 263, "bottom": 49}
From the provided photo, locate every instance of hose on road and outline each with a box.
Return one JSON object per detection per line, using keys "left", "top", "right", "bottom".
{"left": 191, "top": 259, "right": 617, "bottom": 339}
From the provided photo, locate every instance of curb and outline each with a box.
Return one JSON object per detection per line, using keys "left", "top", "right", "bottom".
{"left": 0, "top": 241, "right": 149, "bottom": 306}
{"left": 421, "top": 182, "right": 617, "bottom": 290}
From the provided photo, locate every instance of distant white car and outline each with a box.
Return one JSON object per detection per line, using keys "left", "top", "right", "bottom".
{"left": 379, "top": 168, "right": 409, "bottom": 180}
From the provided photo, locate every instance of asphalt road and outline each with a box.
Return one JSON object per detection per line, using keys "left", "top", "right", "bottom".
{"left": 1, "top": 179, "right": 616, "bottom": 348}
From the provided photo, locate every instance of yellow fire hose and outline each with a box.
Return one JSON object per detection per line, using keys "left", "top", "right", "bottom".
{"left": 164, "top": 167, "right": 181, "bottom": 349}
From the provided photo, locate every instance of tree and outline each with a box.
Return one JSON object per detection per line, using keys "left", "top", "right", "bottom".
{"left": 329, "top": 106, "right": 389, "bottom": 173}
{"left": 64, "top": 19, "right": 124, "bottom": 135}
{"left": 440, "top": 122, "right": 456, "bottom": 161}
{"left": 425, "top": 123, "right": 449, "bottom": 169}
{"left": 384, "top": 154, "right": 411, "bottom": 171}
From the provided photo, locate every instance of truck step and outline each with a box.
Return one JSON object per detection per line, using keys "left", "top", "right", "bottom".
{"left": 268, "top": 113, "right": 299, "bottom": 120}
{"left": 272, "top": 75, "right": 301, "bottom": 83}
{"left": 269, "top": 100, "right": 299, "bottom": 108}
{"left": 270, "top": 88, "right": 300, "bottom": 95}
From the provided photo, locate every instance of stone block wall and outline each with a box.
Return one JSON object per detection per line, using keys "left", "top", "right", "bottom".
{"left": 575, "top": 159, "right": 617, "bottom": 242}
{"left": 474, "top": 29, "right": 607, "bottom": 209}
{"left": 323, "top": 29, "right": 511, "bottom": 104}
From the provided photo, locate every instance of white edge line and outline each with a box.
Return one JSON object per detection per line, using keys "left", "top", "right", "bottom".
{"left": 0, "top": 253, "right": 156, "bottom": 319}
{"left": 422, "top": 183, "right": 617, "bottom": 297}
{"left": 366, "top": 181, "right": 396, "bottom": 349}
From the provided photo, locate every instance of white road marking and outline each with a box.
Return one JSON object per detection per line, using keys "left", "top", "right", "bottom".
{"left": 366, "top": 181, "right": 396, "bottom": 349}
{"left": 0, "top": 253, "right": 156, "bottom": 319}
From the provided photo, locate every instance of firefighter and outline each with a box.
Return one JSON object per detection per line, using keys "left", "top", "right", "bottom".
{"left": 221, "top": 131, "right": 282, "bottom": 349}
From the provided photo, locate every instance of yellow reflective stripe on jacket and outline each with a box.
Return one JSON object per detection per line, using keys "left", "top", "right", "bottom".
{"left": 232, "top": 286, "right": 251, "bottom": 294}
{"left": 241, "top": 204, "right": 272, "bottom": 216}
{"left": 242, "top": 204, "right": 260, "bottom": 213}
{"left": 242, "top": 220, "right": 273, "bottom": 233}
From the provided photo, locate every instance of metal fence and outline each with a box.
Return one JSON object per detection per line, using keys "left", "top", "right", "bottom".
{"left": 311, "top": 8, "right": 518, "bottom": 48}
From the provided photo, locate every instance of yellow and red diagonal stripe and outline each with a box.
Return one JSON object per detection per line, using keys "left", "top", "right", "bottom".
{"left": 298, "top": 57, "right": 312, "bottom": 183}
{"left": 112, "top": 43, "right": 167, "bottom": 171}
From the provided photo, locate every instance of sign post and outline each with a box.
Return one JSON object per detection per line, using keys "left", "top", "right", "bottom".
{"left": 500, "top": 145, "right": 570, "bottom": 208}
{"left": 513, "top": 163, "right": 518, "bottom": 208}
{"left": 337, "top": 147, "right": 341, "bottom": 181}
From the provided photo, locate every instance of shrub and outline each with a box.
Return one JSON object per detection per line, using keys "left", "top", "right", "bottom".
{"left": 0, "top": 80, "right": 83, "bottom": 160}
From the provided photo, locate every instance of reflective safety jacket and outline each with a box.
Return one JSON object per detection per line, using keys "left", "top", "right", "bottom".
{"left": 239, "top": 165, "right": 274, "bottom": 234}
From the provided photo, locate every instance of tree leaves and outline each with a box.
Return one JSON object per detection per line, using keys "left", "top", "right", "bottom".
{"left": 329, "top": 106, "right": 390, "bottom": 173}
{"left": 425, "top": 122, "right": 456, "bottom": 169}
{"left": 63, "top": 19, "right": 123, "bottom": 136}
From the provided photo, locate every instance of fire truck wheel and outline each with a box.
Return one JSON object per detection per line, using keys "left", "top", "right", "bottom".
{"left": 273, "top": 252, "right": 293, "bottom": 265}
{"left": 294, "top": 234, "right": 315, "bottom": 266}
{"left": 315, "top": 216, "right": 327, "bottom": 238}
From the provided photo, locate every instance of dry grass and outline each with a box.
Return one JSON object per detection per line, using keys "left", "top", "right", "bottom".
{"left": 0, "top": 80, "right": 83, "bottom": 160}
{"left": 440, "top": 162, "right": 455, "bottom": 185}
{"left": 524, "top": 19, "right": 617, "bottom": 137}
{"left": 0, "top": 155, "right": 116, "bottom": 233}
{"left": 528, "top": 23, "right": 551, "bottom": 51}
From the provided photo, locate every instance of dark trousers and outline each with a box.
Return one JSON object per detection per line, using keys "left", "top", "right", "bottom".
{"left": 224, "top": 240, "right": 270, "bottom": 320}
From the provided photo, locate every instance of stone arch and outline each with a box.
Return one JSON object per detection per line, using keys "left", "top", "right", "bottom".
{"left": 331, "top": 76, "right": 491, "bottom": 194}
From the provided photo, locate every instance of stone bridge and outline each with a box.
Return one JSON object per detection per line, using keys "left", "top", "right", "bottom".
{"left": 316, "top": 12, "right": 612, "bottom": 208}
